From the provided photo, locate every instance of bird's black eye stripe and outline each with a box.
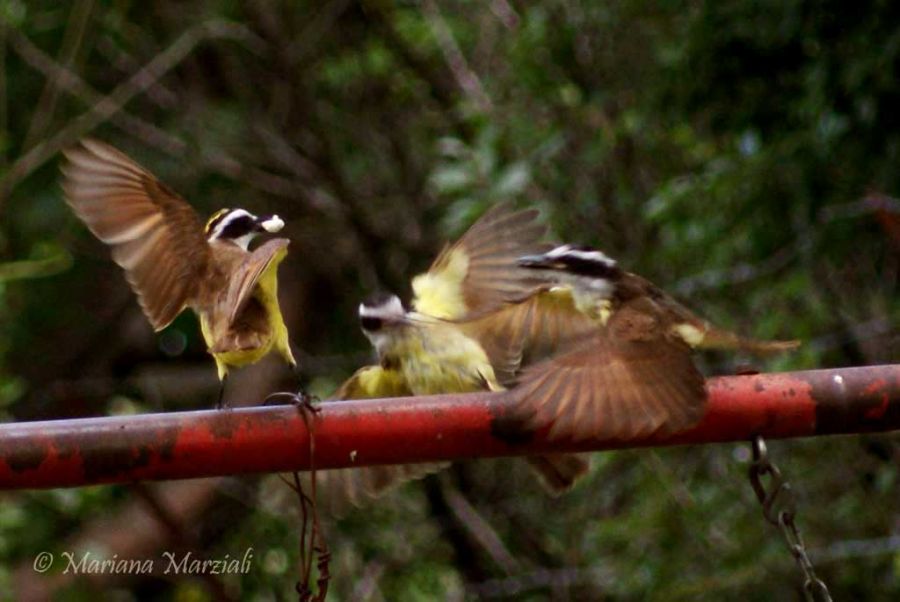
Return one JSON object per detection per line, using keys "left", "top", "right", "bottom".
{"left": 360, "top": 316, "right": 383, "bottom": 331}
{"left": 557, "top": 256, "right": 622, "bottom": 279}
{"left": 218, "top": 215, "right": 256, "bottom": 239}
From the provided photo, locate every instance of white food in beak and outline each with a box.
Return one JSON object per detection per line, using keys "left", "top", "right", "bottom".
{"left": 260, "top": 215, "right": 284, "bottom": 233}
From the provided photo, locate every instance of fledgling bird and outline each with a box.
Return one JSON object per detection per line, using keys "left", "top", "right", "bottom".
{"left": 60, "top": 139, "right": 296, "bottom": 406}
{"left": 315, "top": 205, "right": 590, "bottom": 513}
{"left": 498, "top": 243, "right": 800, "bottom": 441}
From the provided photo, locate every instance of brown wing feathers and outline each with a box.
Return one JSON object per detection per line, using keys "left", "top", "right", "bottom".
{"left": 61, "top": 139, "right": 209, "bottom": 330}
{"left": 505, "top": 301, "right": 708, "bottom": 442}
{"left": 464, "top": 290, "right": 597, "bottom": 384}
{"left": 426, "top": 202, "right": 551, "bottom": 318}
{"left": 456, "top": 203, "right": 549, "bottom": 312}
{"left": 225, "top": 238, "right": 290, "bottom": 325}
{"left": 62, "top": 146, "right": 711, "bottom": 449}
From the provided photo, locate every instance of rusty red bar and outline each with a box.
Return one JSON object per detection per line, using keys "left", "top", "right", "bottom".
{"left": 0, "top": 365, "right": 898, "bottom": 490}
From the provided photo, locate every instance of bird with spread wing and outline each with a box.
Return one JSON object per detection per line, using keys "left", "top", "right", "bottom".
{"left": 61, "top": 139, "right": 296, "bottom": 405}
{"left": 313, "top": 204, "right": 590, "bottom": 515}
{"left": 490, "top": 244, "right": 800, "bottom": 442}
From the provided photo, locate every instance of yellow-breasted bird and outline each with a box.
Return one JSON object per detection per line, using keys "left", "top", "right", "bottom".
{"left": 314, "top": 205, "right": 589, "bottom": 513}
{"left": 61, "top": 139, "right": 296, "bottom": 405}
{"left": 496, "top": 244, "right": 799, "bottom": 441}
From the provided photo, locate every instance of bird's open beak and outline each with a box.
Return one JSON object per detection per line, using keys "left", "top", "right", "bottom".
{"left": 256, "top": 215, "right": 285, "bottom": 233}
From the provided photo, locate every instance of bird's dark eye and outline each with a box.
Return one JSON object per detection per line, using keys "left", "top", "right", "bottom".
{"left": 360, "top": 316, "right": 383, "bottom": 331}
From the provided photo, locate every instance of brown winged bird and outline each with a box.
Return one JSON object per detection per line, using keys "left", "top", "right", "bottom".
{"left": 310, "top": 205, "right": 590, "bottom": 515}
{"left": 494, "top": 244, "right": 799, "bottom": 441}
{"left": 61, "top": 139, "right": 295, "bottom": 405}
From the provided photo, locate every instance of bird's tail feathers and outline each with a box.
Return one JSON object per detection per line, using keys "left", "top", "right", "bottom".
{"left": 698, "top": 326, "right": 801, "bottom": 355}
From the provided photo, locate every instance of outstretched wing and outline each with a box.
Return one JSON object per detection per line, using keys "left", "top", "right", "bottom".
{"left": 61, "top": 139, "right": 209, "bottom": 330}
{"left": 503, "top": 298, "right": 708, "bottom": 442}
{"left": 462, "top": 287, "right": 596, "bottom": 384}
{"left": 313, "top": 365, "right": 448, "bottom": 517}
{"left": 223, "top": 238, "right": 290, "bottom": 326}
{"left": 411, "top": 202, "right": 549, "bottom": 320}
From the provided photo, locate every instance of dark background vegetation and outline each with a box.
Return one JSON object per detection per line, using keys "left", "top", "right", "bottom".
{"left": 0, "top": 1, "right": 898, "bottom": 599}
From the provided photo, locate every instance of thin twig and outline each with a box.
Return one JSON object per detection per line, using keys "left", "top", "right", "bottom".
{"left": 252, "top": 123, "right": 345, "bottom": 215}
{"left": 201, "top": 149, "right": 314, "bottom": 201}
{"left": 95, "top": 34, "right": 179, "bottom": 109}
{"left": 5, "top": 25, "right": 185, "bottom": 155}
{"left": 672, "top": 245, "right": 797, "bottom": 297}
{"left": 817, "top": 193, "right": 900, "bottom": 223}
{"left": 22, "top": 0, "right": 95, "bottom": 150}
{"left": 286, "top": 0, "right": 353, "bottom": 64}
{"left": 810, "top": 534, "right": 900, "bottom": 563}
{"left": 488, "top": 0, "right": 520, "bottom": 29}
{"left": 131, "top": 482, "right": 235, "bottom": 601}
{"left": 363, "top": 0, "right": 474, "bottom": 140}
{"left": 0, "top": 23, "right": 7, "bottom": 170}
{"left": 469, "top": 566, "right": 616, "bottom": 599}
{"left": 421, "top": 0, "right": 492, "bottom": 112}
{"left": 350, "top": 561, "right": 385, "bottom": 601}
{"left": 807, "top": 317, "right": 894, "bottom": 354}
{"left": 0, "top": 19, "right": 266, "bottom": 209}
{"left": 443, "top": 483, "right": 522, "bottom": 575}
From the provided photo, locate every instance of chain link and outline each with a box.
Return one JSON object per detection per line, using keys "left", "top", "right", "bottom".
{"left": 748, "top": 436, "right": 833, "bottom": 602}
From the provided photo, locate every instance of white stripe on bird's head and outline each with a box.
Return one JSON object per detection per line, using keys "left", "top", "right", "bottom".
{"left": 544, "top": 244, "right": 617, "bottom": 267}
{"left": 206, "top": 209, "right": 285, "bottom": 250}
{"left": 519, "top": 244, "right": 619, "bottom": 277}
{"left": 518, "top": 244, "right": 622, "bottom": 303}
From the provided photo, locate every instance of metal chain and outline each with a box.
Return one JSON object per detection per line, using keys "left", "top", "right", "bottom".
{"left": 748, "top": 436, "right": 833, "bottom": 602}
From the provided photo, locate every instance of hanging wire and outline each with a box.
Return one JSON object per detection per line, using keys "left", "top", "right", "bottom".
{"left": 268, "top": 392, "right": 331, "bottom": 602}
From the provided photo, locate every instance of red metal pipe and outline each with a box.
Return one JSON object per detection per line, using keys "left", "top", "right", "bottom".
{"left": 0, "top": 365, "right": 898, "bottom": 490}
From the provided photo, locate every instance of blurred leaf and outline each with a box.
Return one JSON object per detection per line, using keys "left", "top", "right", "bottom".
{"left": 493, "top": 161, "right": 531, "bottom": 197}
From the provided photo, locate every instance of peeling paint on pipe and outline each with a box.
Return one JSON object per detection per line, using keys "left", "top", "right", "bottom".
{"left": 0, "top": 365, "right": 897, "bottom": 490}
